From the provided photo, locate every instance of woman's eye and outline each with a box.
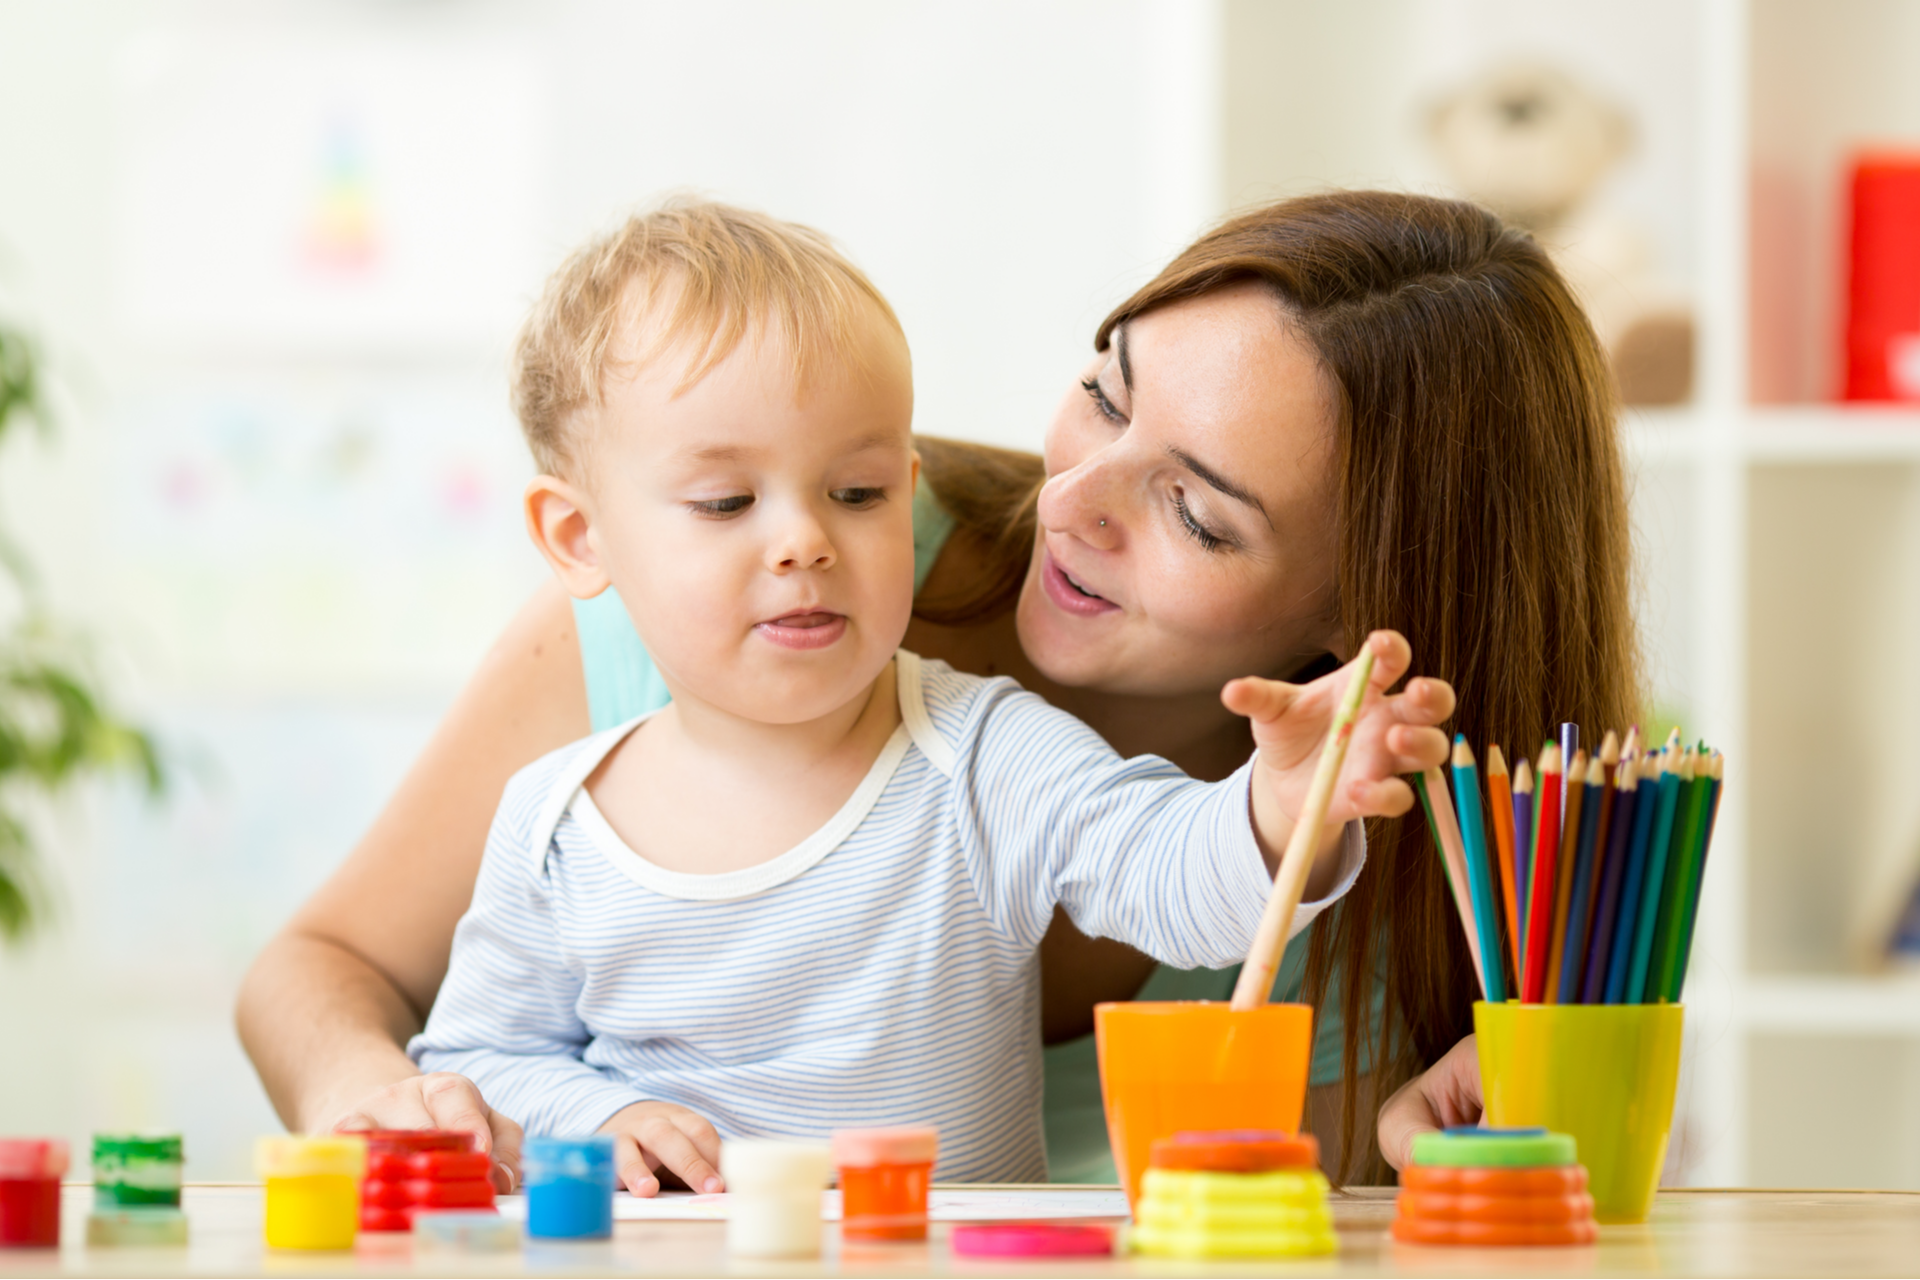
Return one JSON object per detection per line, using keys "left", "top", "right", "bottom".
{"left": 831, "top": 487, "right": 886, "bottom": 508}
{"left": 691, "top": 494, "right": 754, "bottom": 517}
{"left": 1173, "top": 491, "right": 1225, "bottom": 552}
{"left": 1080, "top": 377, "right": 1126, "bottom": 426}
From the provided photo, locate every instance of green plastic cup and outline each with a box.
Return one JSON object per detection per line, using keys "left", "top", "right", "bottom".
{"left": 1474, "top": 1001, "right": 1684, "bottom": 1224}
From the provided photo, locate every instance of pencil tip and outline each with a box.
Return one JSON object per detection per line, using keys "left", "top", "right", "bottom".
{"left": 1599, "top": 729, "right": 1621, "bottom": 763}
{"left": 1487, "top": 743, "right": 1507, "bottom": 773}
{"left": 1452, "top": 737, "right": 1475, "bottom": 766}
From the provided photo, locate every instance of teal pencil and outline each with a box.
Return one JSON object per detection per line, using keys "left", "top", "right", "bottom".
{"left": 1451, "top": 737, "right": 1507, "bottom": 1004}
{"left": 1644, "top": 748, "right": 1699, "bottom": 1003}
{"left": 1625, "top": 732, "right": 1684, "bottom": 1002}
{"left": 1668, "top": 752, "right": 1724, "bottom": 1001}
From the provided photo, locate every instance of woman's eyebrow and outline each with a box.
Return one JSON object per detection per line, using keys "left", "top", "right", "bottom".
{"left": 1166, "top": 446, "right": 1273, "bottom": 528}
{"left": 1115, "top": 323, "right": 1134, "bottom": 395}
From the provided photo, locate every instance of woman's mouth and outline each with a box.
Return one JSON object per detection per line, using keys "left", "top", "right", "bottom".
{"left": 1041, "top": 550, "right": 1120, "bottom": 618}
{"left": 753, "top": 610, "right": 848, "bottom": 650}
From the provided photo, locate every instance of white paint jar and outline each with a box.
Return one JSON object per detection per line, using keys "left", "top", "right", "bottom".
{"left": 720, "top": 1140, "right": 832, "bottom": 1259}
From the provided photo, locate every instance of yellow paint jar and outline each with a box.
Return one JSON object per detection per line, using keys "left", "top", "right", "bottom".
{"left": 256, "top": 1136, "right": 367, "bottom": 1250}
{"left": 1474, "top": 1001, "right": 1683, "bottom": 1224}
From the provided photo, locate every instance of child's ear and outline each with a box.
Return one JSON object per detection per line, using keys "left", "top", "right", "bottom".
{"left": 524, "top": 475, "right": 612, "bottom": 599}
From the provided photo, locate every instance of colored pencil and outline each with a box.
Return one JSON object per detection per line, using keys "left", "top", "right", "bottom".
{"left": 1519, "top": 742, "right": 1564, "bottom": 1003}
{"left": 1598, "top": 729, "right": 1621, "bottom": 788}
{"left": 1511, "top": 759, "right": 1534, "bottom": 949}
{"left": 1229, "top": 648, "right": 1375, "bottom": 1010}
{"left": 1545, "top": 748, "right": 1588, "bottom": 1003}
{"left": 1606, "top": 752, "right": 1663, "bottom": 1003}
{"left": 1559, "top": 723, "right": 1579, "bottom": 829}
{"left": 1451, "top": 738, "right": 1507, "bottom": 1003}
{"left": 1581, "top": 731, "right": 1625, "bottom": 957}
{"left": 1421, "top": 765, "right": 1488, "bottom": 998}
{"left": 1556, "top": 755, "right": 1607, "bottom": 1003}
{"left": 1486, "top": 745, "right": 1520, "bottom": 989}
{"left": 1653, "top": 752, "right": 1712, "bottom": 1002}
{"left": 1671, "top": 753, "right": 1725, "bottom": 997}
{"left": 1625, "top": 733, "right": 1685, "bottom": 1002}
{"left": 1581, "top": 748, "right": 1639, "bottom": 1004}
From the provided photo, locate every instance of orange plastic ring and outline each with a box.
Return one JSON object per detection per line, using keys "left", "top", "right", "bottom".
{"left": 1395, "top": 1190, "right": 1596, "bottom": 1225}
{"left": 1148, "top": 1131, "right": 1319, "bottom": 1173}
{"left": 1401, "top": 1164, "right": 1587, "bottom": 1196}
{"left": 1391, "top": 1216, "right": 1598, "bottom": 1247}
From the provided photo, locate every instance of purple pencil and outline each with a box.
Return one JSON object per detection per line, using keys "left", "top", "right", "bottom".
{"left": 1581, "top": 749, "right": 1641, "bottom": 1003}
{"left": 1511, "top": 759, "right": 1535, "bottom": 951}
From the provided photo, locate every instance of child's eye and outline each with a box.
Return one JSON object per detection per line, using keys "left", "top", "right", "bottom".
{"left": 831, "top": 487, "right": 886, "bottom": 508}
{"left": 691, "top": 494, "right": 754, "bottom": 517}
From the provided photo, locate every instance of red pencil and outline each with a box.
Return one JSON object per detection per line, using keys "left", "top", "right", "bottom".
{"left": 1520, "top": 742, "right": 1565, "bottom": 1003}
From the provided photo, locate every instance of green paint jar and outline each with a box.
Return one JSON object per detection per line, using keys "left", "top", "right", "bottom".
{"left": 92, "top": 1135, "right": 184, "bottom": 1209}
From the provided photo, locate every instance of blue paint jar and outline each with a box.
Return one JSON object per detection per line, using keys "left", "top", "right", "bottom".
{"left": 523, "top": 1136, "right": 615, "bottom": 1240}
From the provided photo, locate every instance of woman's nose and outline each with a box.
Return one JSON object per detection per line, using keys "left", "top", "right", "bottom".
{"left": 1037, "top": 457, "right": 1122, "bottom": 550}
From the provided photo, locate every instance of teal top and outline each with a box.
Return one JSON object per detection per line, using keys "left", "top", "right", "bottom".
{"left": 569, "top": 476, "right": 1380, "bottom": 1182}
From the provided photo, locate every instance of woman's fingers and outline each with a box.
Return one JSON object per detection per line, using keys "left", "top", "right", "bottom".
{"left": 611, "top": 1131, "right": 660, "bottom": 1197}
{"left": 486, "top": 1111, "right": 525, "bottom": 1193}
{"left": 418, "top": 1073, "right": 498, "bottom": 1155}
{"left": 640, "top": 1116, "right": 724, "bottom": 1195}
{"left": 333, "top": 1079, "right": 441, "bottom": 1135}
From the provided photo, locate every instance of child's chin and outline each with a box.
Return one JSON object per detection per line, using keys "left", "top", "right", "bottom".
{"left": 721, "top": 655, "right": 896, "bottom": 725}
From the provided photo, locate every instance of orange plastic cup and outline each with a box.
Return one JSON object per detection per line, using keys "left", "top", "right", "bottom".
{"left": 1093, "top": 1001, "right": 1313, "bottom": 1206}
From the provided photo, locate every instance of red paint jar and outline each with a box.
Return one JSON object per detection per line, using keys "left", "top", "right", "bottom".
{"left": 831, "top": 1128, "right": 936, "bottom": 1242}
{"left": 0, "top": 1139, "right": 68, "bottom": 1248}
{"left": 355, "top": 1131, "right": 491, "bottom": 1232}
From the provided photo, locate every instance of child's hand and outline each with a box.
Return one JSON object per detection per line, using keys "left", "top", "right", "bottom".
{"left": 1223, "top": 630, "right": 1454, "bottom": 889}
{"left": 598, "top": 1100, "right": 725, "bottom": 1196}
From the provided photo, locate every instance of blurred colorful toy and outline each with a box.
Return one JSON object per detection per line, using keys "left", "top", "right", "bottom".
{"left": 1130, "top": 1130, "right": 1335, "bottom": 1259}
{"left": 258, "top": 1135, "right": 367, "bottom": 1251}
{"left": 0, "top": 1139, "right": 66, "bottom": 1248}
{"left": 357, "top": 1130, "right": 494, "bottom": 1232}
{"left": 832, "top": 1127, "right": 936, "bottom": 1241}
{"left": 88, "top": 1134, "right": 187, "bottom": 1246}
{"left": 1392, "top": 1127, "right": 1597, "bottom": 1247}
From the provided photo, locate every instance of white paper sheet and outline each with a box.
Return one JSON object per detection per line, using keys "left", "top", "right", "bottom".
{"left": 495, "top": 1186, "right": 1130, "bottom": 1223}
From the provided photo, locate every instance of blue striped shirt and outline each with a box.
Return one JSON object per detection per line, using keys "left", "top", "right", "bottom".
{"left": 410, "top": 651, "right": 1365, "bottom": 1182}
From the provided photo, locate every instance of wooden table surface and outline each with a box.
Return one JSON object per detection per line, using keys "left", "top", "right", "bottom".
{"left": 3, "top": 1184, "right": 1917, "bottom": 1277}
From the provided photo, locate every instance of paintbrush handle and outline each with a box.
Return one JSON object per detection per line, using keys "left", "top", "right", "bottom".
{"left": 1230, "top": 648, "right": 1376, "bottom": 1011}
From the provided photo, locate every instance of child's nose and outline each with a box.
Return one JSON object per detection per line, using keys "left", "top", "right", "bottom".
{"left": 769, "top": 511, "right": 837, "bottom": 573}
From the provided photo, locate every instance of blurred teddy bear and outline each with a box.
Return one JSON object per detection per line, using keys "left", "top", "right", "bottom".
{"left": 1428, "top": 61, "right": 1694, "bottom": 405}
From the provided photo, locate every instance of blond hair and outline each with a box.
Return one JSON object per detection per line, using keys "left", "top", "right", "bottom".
{"left": 510, "top": 198, "right": 905, "bottom": 476}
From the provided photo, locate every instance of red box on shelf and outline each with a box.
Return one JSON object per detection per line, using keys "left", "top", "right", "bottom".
{"left": 1845, "top": 153, "right": 1920, "bottom": 401}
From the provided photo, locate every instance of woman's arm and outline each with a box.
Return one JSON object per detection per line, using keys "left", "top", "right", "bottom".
{"left": 235, "top": 580, "right": 592, "bottom": 1145}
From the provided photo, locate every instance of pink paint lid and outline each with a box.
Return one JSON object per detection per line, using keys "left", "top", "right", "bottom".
{"left": 951, "top": 1223, "right": 1114, "bottom": 1257}
{"left": 830, "top": 1127, "right": 938, "bottom": 1167}
{"left": 0, "top": 1138, "right": 70, "bottom": 1179}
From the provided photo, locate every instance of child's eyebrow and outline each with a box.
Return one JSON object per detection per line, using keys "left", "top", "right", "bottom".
{"left": 672, "top": 431, "right": 905, "bottom": 466}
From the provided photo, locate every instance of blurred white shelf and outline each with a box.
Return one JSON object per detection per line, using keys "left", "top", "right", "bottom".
{"left": 1744, "top": 405, "right": 1920, "bottom": 462}
{"left": 1737, "top": 974, "right": 1920, "bottom": 1033}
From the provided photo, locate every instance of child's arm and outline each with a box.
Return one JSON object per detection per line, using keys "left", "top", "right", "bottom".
{"left": 1225, "top": 630, "right": 1454, "bottom": 895}
{"left": 948, "top": 629, "right": 1450, "bottom": 967}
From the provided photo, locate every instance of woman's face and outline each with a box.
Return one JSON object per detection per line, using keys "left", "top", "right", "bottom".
{"left": 1015, "top": 281, "right": 1343, "bottom": 697}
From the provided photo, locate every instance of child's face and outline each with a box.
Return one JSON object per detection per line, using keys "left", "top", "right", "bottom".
{"left": 558, "top": 306, "right": 916, "bottom": 727}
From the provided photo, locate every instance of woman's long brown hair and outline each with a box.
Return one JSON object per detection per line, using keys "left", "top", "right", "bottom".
{"left": 924, "top": 190, "right": 1644, "bottom": 1180}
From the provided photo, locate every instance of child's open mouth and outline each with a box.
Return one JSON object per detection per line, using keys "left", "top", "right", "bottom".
{"left": 754, "top": 610, "right": 848, "bottom": 650}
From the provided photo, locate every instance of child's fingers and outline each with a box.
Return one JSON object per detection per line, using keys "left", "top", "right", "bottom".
{"left": 1221, "top": 675, "right": 1302, "bottom": 724}
{"left": 1359, "top": 629, "right": 1412, "bottom": 694}
{"left": 1382, "top": 724, "right": 1451, "bottom": 774}
{"left": 611, "top": 1131, "right": 660, "bottom": 1197}
{"left": 641, "top": 1116, "right": 724, "bottom": 1195}
{"left": 1388, "top": 675, "right": 1457, "bottom": 726}
{"left": 1347, "top": 776, "right": 1416, "bottom": 819}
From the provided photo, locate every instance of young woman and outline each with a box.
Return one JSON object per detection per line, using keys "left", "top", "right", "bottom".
{"left": 237, "top": 189, "right": 1640, "bottom": 1185}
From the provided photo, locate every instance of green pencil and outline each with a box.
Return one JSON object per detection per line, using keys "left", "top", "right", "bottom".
{"left": 1625, "top": 732, "right": 1684, "bottom": 1002}
{"left": 1652, "top": 751, "right": 1710, "bottom": 1001}
{"left": 1668, "top": 752, "right": 1724, "bottom": 1000}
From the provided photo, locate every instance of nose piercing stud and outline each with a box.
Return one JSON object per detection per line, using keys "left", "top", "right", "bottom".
{"left": 1099, "top": 519, "right": 1107, "bottom": 527}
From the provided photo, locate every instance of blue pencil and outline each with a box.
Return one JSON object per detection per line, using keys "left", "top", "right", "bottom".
{"left": 1581, "top": 754, "right": 1640, "bottom": 1004}
{"left": 1451, "top": 736, "right": 1507, "bottom": 1004}
{"left": 1625, "top": 732, "right": 1685, "bottom": 1002}
{"left": 1556, "top": 755, "right": 1606, "bottom": 1003}
{"left": 1605, "top": 751, "right": 1663, "bottom": 1003}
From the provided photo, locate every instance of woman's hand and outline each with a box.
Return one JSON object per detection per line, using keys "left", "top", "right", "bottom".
{"left": 1225, "top": 629, "right": 1455, "bottom": 883}
{"left": 1377, "top": 1035, "right": 1484, "bottom": 1170}
{"left": 332, "top": 1072, "right": 525, "bottom": 1193}
{"left": 598, "top": 1101, "right": 726, "bottom": 1197}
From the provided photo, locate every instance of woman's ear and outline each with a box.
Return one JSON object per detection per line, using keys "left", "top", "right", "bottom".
{"left": 524, "top": 475, "right": 612, "bottom": 599}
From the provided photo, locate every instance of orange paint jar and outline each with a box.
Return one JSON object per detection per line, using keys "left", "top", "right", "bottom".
{"left": 1094, "top": 1002, "right": 1312, "bottom": 1206}
{"left": 831, "top": 1128, "right": 937, "bottom": 1241}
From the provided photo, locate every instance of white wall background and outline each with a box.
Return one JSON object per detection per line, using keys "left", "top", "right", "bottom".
{"left": 0, "top": 0, "right": 1705, "bottom": 1182}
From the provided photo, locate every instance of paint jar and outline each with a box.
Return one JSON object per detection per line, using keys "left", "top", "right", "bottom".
{"left": 1132, "top": 1130, "right": 1334, "bottom": 1258}
{"left": 89, "top": 1134, "right": 187, "bottom": 1246}
{"left": 358, "top": 1130, "right": 491, "bottom": 1232}
{"left": 831, "top": 1127, "right": 936, "bottom": 1241}
{"left": 257, "top": 1135, "right": 367, "bottom": 1250}
{"left": 1474, "top": 1001, "right": 1683, "bottom": 1223}
{"left": 1392, "top": 1128, "right": 1596, "bottom": 1247}
{"left": 1093, "top": 1001, "right": 1313, "bottom": 1206}
{"left": 523, "top": 1136, "right": 614, "bottom": 1240}
{"left": 720, "top": 1140, "right": 831, "bottom": 1259}
{"left": 0, "top": 1138, "right": 67, "bottom": 1248}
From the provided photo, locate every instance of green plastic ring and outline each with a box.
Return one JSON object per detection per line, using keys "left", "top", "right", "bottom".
{"left": 1410, "top": 1128, "right": 1576, "bottom": 1168}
